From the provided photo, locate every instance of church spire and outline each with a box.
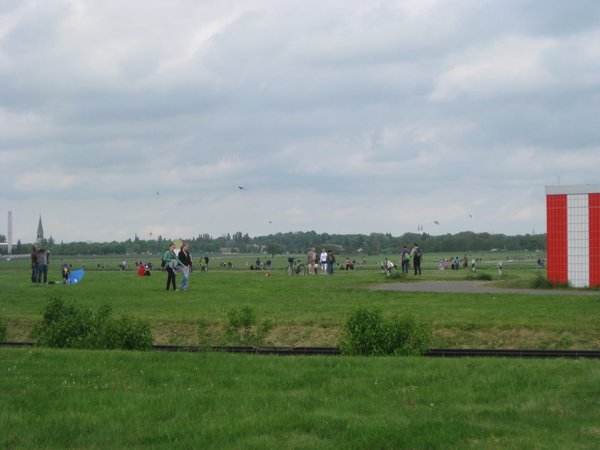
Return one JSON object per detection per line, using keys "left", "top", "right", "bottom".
{"left": 36, "top": 215, "right": 44, "bottom": 245}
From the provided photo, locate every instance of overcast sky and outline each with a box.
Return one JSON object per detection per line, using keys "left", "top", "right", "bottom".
{"left": 1, "top": 0, "right": 600, "bottom": 244}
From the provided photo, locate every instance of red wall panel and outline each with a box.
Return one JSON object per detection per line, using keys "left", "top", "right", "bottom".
{"left": 546, "top": 194, "right": 568, "bottom": 285}
{"left": 589, "top": 193, "right": 600, "bottom": 287}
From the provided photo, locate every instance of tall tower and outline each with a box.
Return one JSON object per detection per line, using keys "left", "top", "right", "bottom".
{"left": 36, "top": 215, "right": 44, "bottom": 246}
{"left": 546, "top": 184, "right": 600, "bottom": 288}
{"left": 7, "top": 211, "right": 12, "bottom": 255}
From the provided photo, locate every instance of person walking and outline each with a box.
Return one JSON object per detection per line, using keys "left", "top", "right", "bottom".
{"left": 178, "top": 242, "right": 192, "bottom": 291}
{"left": 410, "top": 242, "right": 422, "bottom": 275}
{"left": 163, "top": 243, "right": 180, "bottom": 291}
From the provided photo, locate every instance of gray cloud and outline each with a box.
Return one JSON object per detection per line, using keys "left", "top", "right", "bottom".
{"left": 1, "top": 0, "right": 599, "bottom": 243}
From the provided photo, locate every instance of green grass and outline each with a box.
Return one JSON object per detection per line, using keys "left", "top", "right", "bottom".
{"left": 2, "top": 254, "right": 600, "bottom": 448}
{"left": 2, "top": 347, "right": 600, "bottom": 449}
{"left": 2, "top": 253, "right": 599, "bottom": 349}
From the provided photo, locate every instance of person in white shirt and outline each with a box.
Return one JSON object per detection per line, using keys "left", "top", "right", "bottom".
{"left": 320, "top": 249, "right": 328, "bottom": 275}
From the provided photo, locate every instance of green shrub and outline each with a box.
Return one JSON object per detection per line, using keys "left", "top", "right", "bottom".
{"left": 197, "top": 319, "right": 210, "bottom": 347}
{"left": 467, "top": 272, "right": 493, "bottom": 281}
{"left": 386, "top": 270, "right": 406, "bottom": 281}
{"left": 531, "top": 273, "right": 552, "bottom": 289}
{"left": 33, "top": 297, "right": 152, "bottom": 350}
{"left": 224, "top": 305, "right": 273, "bottom": 347}
{"left": 0, "top": 319, "right": 7, "bottom": 341}
{"left": 340, "top": 307, "right": 431, "bottom": 356}
{"left": 529, "top": 273, "right": 571, "bottom": 289}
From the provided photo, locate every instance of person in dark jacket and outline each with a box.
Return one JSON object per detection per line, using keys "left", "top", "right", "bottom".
{"left": 178, "top": 243, "right": 192, "bottom": 291}
{"left": 163, "top": 243, "right": 180, "bottom": 291}
{"left": 31, "top": 246, "right": 38, "bottom": 283}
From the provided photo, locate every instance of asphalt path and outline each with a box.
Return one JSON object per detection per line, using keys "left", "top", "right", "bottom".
{"left": 372, "top": 280, "right": 599, "bottom": 296}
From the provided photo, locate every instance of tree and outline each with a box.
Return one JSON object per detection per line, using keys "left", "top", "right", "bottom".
{"left": 266, "top": 243, "right": 285, "bottom": 258}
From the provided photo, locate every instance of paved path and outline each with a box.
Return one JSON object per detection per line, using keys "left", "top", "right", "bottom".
{"left": 372, "top": 280, "right": 599, "bottom": 296}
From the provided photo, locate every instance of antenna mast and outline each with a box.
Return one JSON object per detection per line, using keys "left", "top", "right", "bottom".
{"left": 7, "top": 211, "right": 13, "bottom": 255}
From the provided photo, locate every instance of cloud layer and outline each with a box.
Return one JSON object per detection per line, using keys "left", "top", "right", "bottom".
{"left": 1, "top": 0, "right": 599, "bottom": 243}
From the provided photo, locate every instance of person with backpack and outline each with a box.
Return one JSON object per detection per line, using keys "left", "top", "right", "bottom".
{"left": 410, "top": 242, "right": 422, "bottom": 275}
{"left": 163, "top": 243, "right": 181, "bottom": 291}
{"left": 400, "top": 244, "right": 410, "bottom": 274}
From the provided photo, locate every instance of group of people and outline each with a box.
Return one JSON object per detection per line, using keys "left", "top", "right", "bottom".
{"left": 136, "top": 260, "right": 152, "bottom": 276}
{"left": 305, "top": 248, "right": 338, "bottom": 275}
{"left": 30, "top": 246, "right": 50, "bottom": 284}
{"left": 381, "top": 243, "right": 422, "bottom": 276}
{"left": 398, "top": 243, "right": 422, "bottom": 275}
{"left": 162, "top": 242, "right": 193, "bottom": 291}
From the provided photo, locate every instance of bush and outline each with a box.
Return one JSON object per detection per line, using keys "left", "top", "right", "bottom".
{"left": 467, "top": 272, "right": 493, "bottom": 281}
{"left": 197, "top": 319, "right": 210, "bottom": 347}
{"left": 224, "top": 305, "right": 273, "bottom": 347}
{"left": 386, "top": 270, "right": 406, "bottom": 281}
{"left": 340, "top": 308, "right": 431, "bottom": 356}
{"left": 0, "top": 319, "right": 7, "bottom": 342}
{"left": 529, "top": 274, "right": 571, "bottom": 289}
{"left": 33, "top": 297, "right": 152, "bottom": 350}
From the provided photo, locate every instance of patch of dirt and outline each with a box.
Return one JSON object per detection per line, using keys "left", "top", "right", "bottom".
{"left": 372, "top": 280, "right": 599, "bottom": 296}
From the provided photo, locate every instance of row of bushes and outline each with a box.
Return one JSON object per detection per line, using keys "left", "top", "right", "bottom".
{"left": 0, "top": 274, "right": 567, "bottom": 354}
{"left": 2, "top": 298, "right": 432, "bottom": 356}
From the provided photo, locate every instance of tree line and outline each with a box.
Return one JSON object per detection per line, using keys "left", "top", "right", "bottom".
{"left": 4, "top": 230, "right": 546, "bottom": 256}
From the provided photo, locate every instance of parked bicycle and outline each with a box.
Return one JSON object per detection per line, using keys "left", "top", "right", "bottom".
{"left": 286, "top": 257, "right": 307, "bottom": 276}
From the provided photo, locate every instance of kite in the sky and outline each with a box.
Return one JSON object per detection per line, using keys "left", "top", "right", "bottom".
{"left": 434, "top": 221, "right": 440, "bottom": 225}
{"left": 237, "top": 186, "right": 245, "bottom": 190}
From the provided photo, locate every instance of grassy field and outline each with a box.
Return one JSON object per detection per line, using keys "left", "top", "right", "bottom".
{"left": 1, "top": 252, "right": 599, "bottom": 349}
{"left": 2, "top": 253, "right": 600, "bottom": 448}
{"left": 2, "top": 348, "right": 600, "bottom": 449}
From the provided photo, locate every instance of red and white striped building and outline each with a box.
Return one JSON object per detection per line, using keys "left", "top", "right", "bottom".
{"left": 546, "top": 185, "right": 600, "bottom": 288}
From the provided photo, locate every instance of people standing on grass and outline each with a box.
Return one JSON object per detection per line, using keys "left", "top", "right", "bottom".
{"left": 163, "top": 243, "right": 181, "bottom": 291}
{"left": 307, "top": 248, "right": 317, "bottom": 275}
{"left": 178, "top": 242, "right": 192, "bottom": 291}
{"left": 326, "top": 249, "right": 335, "bottom": 275}
{"left": 30, "top": 246, "right": 38, "bottom": 283}
{"left": 410, "top": 242, "right": 422, "bottom": 275}
{"left": 320, "top": 249, "right": 328, "bottom": 275}
{"left": 400, "top": 244, "right": 410, "bottom": 274}
{"left": 36, "top": 248, "right": 49, "bottom": 284}
{"left": 62, "top": 264, "right": 70, "bottom": 284}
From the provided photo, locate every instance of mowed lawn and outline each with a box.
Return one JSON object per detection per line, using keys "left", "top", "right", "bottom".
{"left": 2, "top": 348, "right": 600, "bottom": 449}
{"left": 2, "top": 255, "right": 600, "bottom": 448}
{"left": 1, "top": 254, "right": 600, "bottom": 348}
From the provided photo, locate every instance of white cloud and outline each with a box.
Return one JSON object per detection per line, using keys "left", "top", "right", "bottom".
{"left": 429, "top": 35, "right": 556, "bottom": 101}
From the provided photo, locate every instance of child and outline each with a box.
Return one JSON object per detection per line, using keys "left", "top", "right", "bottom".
{"left": 62, "top": 264, "right": 70, "bottom": 284}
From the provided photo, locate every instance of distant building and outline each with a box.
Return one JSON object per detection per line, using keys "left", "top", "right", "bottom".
{"left": 546, "top": 185, "right": 600, "bottom": 288}
{"left": 36, "top": 215, "right": 44, "bottom": 245}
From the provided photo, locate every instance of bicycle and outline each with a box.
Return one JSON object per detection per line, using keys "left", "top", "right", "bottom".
{"left": 286, "top": 258, "right": 307, "bottom": 276}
